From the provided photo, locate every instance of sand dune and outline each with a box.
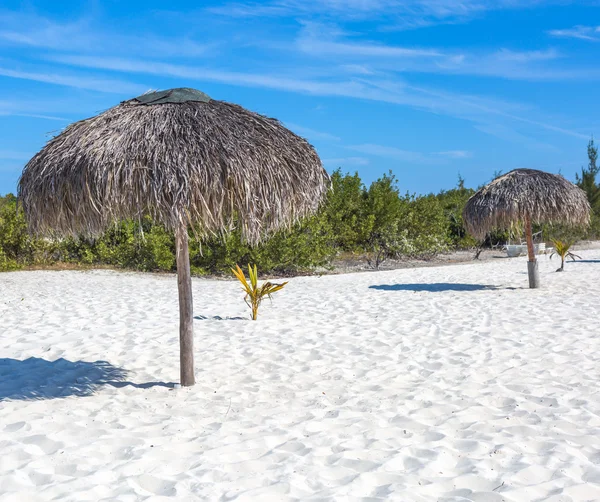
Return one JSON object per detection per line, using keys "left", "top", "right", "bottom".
{"left": 2, "top": 251, "right": 600, "bottom": 501}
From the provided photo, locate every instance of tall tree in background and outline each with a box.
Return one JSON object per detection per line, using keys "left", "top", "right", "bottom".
{"left": 323, "top": 169, "right": 371, "bottom": 251}
{"left": 576, "top": 138, "right": 600, "bottom": 212}
{"left": 363, "top": 171, "right": 403, "bottom": 268}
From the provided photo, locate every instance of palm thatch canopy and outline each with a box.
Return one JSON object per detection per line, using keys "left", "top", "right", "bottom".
{"left": 463, "top": 168, "right": 590, "bottom": 240}
{"left": 18, "top": 88, "right": 329, "bottom": 245}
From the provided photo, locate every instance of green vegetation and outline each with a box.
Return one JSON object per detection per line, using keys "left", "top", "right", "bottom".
{"left": 542, "top": 138, "right": 600, "bottom": 244}
{"left": 0, "top": 169, "right": 474, "bottom": 274}
{"left": 2, "top": 139, "right": 598, "bottom": 274}
{"left": 576, "top": 138, "right": 600, "bottom": 237}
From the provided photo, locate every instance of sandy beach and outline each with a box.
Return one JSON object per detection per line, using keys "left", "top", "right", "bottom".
{"left": 2, "top": 250, "right": 600, "bottom": 501}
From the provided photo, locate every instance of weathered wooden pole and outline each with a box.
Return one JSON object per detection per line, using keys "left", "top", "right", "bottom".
{"left": 175, "top": 225, "right": 195, "bottom": 386}
{"left": 524, "top": 214, "right": 540, "bottom": 289}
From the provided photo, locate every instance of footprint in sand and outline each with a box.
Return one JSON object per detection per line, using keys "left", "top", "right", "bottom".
{"left": 3, "top": 422, "right": 28, "bottom": 433}
{"left": 133, "top": 474, "right": 177, "bottom": 496}
{"left": 20, "top": 435, "right": 63, "bottom": 455}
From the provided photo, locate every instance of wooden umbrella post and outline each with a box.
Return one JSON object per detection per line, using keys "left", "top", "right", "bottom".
{"left": 524, "top": 214, "right": 540, "bottom": 289}
{"left": 175, "top": 224, "right": 195, "bottom": 386}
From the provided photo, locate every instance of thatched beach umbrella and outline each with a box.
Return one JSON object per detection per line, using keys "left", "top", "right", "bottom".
{"left": 18, "top": 88, "right": 330, "bottom": 386}
{"left": 463, "top": 168, "right": 590, "bottom": 288}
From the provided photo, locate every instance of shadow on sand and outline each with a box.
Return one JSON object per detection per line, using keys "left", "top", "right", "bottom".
{"left": 0, "top": 357, "right": 173, "bottom": 401}
{"left": 194, "top": 315, "right": 245, "bottom": 320}
{"left": 571, "top": 260, "right": 600, "bottom": 264}
{"left": 369, "top": 283, "right": 501, "bottom": 292}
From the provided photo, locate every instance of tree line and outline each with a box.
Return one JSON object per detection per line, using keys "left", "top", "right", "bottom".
{"left": 1, "top": 139, "right": 598, "bottom": 274}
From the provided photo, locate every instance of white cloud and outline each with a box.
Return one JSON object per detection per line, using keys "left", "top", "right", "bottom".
{"left": 339, "top": 64, "right": 375, "bottom": 75}
{"left": 208, "top": 0, "right": 400, "bottom": 18}
{"left": 0, "top": 97, "right": 95, "bottom": 121}
{"left": 0, "top": 67, "right": 148, "bottom": 95}
{"left": 474, "top": 123, "right": 560, "bottom": 151}
{"left": 0, "top": 111, "right": 67, "bottom": 121}
{"left": 347, "top": 145, "right": 473, "bottom": 162}
{"left": 548, "top": 25, "right": 600, "bottom": 42}
{"left": 0, "top": 10, "right": 212, "bottom": 57}
{"left": 292, "top": 25, "right": 585, "bottom": 81}
{"left": 205, "top": 0, "right": 502, "bottom": 19}
{"left": 434, "top": 150, "right": 473, "bottom": 159}
{"left": 0, "top": 150, "right": 33, "bottom": 161}
{"left": 285, "top": 123, "right": 341, "bottom": 141}
{"left": 51, "top": 55, "right": 425, "bottom": 100}
{"left": 322, "top": 156, "right": 370, "bottom": 166}
{"left": 297, "top": 37, "right": 443, "bottom": 58}
{"left": 207, "top": 0, "right": 564, "bottom": 30}
{"left": 348, "top": 143, "right": 430, "bottom": 163}
{"left": 47, "top": 54, "right": 589, "bottom": 140}
{"left": 0, "top": 2, "right": 593, "bottom": 162}
{"left": 493, "top": 48, "right": 561, "bottom": 62}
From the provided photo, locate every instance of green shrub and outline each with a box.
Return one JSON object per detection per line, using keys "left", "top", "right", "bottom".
{"left": 190, "top": 213, "right": 335, "bottom": 275}
{"left": 0, "top": 194, "right": 31, "bottom": 263}
{"left": 0, "top": 247, "right": 19, "bottom": 271}
{"left": 323, "top": 169, "right": 372, "bottom": 251}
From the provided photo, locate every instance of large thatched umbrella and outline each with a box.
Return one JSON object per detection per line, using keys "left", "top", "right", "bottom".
{"left": 463, "top": 168, "right": 590, "bottom": 288}
{"left": 18, "top": 88, "right": 330, "bottom": 386}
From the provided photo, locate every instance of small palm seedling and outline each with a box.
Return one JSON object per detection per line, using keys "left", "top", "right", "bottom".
{"left": 550, "top": 239, "right": 582, "bottom": 272}
{"left": 232, "top": 264, "right": 288, "bottom": 320}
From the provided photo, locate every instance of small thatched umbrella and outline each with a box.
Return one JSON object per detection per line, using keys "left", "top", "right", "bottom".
{"left": 463, "top": 168, "right": 590, "bottom": 288}
{"left": 19, "top": 88, "right": 330, "bottom": 386}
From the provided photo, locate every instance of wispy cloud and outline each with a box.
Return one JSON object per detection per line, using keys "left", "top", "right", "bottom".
{"left": 48, "top": 54, "right": 589, "bottom": 140}
{"left": 297, "top": 28, "right": 443, "bottom": 58}
{"left": 0, "top": 97, "right": 93, "bottom": 121}
{"left": 285, "top": 123, "right": 341, "bottom": 141}
{"left": 348, "top": 144, "right": 474, "bottom": 163}
{"left": 339, "top": 64, "right": 375, "bottom": 75}
{"left": 322, "top": 156, "right": 370, "bottom": 166}
{"left": 348, "top": 143, "right": 430, "bottom": 163}
{"left": 0, "top": 10, "right": 213, "bottom": 57}
{"left": 0, "top": 111, "right": 67, "bottom": 121}
{"left": 434, "top": 150, "right": 473, "bottom": 159}
{"left": 548, "top": 25, "right": 600, "bottom": 42}
{"left": 433, "top": 52, "right": 591, "bottom": 80}
{"left": 207, "top": 0, "right": 556, "bottom": 29}
{"left": 0, "top": 150, "right": 32, "bottom": 161}
{"left": 474, "top": 123, "right": 560, "bottom": 151}
{"left": 208, "top": 0, "right": 397, "bottom": 19}
{"left": 409, "top": 83, "right": 589, "bottom": 139}
{"left": 493, "top": 48, "right": 561, "bottom": 62}
{"left": 0, "top": 67, "right": 147, "bottom": 95}
{"left": 206, "top": 1, "right": 296, "bottom": 18}
{"left": 293, "top": 25, "right": 586, "bottom": 81}
{"left": 3, "top": 5, "right": 591, "bottom": 148}
{"left": 49, "top": 55, "right": 381, "bottom": 96}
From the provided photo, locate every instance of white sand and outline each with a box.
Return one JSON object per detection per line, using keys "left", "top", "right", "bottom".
{"left": 2, "top": 251, "right": 600, "bottom": 501}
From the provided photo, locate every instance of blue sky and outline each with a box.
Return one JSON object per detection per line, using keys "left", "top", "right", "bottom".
{"left": 1, "top": 1, "right": 599, "bottom": 196}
